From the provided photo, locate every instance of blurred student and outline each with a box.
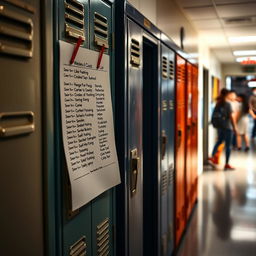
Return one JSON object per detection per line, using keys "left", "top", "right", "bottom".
{"left": 227, "top": 90, "right": 239, "bottom": 149}
{"left": 249, "top": 87, "right": 256, "bottom": 139}
{"left": 236, "top": 94, "right": 256, "bottom": 151}
{"left": 209, "top": 90, "right": 238, "bottom": 170}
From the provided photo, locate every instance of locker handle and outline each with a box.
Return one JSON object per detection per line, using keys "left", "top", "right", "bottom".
{"left": 161, "top": 131, "right": 167, "bottom": 160}
{"left": 0, "top": 111, "right": 35, "bottom": 138}
{"left": 130, "top": 148, "right": 140, "bottom": 196}
{"left": 177, "top": 129, "right": 182, "bottom": 148}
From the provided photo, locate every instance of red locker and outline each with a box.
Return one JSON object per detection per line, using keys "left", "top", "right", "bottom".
{"left": 175, "top": 55, "right": 186, "bottom": 246}
{"left": 185, "top": 63, "right": 193, "bottom": 220}
{"left": 191, "top": 66, "right": 199, "bottom": 206}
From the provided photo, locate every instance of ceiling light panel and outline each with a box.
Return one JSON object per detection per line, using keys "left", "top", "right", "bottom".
{"left": 229, "top": 36, "right": 256, "bottom": 43}
{"left": 233, "top": 50, "right": 256, "bottom": 56}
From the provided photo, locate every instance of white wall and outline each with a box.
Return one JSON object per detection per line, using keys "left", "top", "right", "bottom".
{"left": 197, "top": 39, "right": 222, "bottom": 173}
{"left": 128, "top": 0, "right": 157, "bottom": 24}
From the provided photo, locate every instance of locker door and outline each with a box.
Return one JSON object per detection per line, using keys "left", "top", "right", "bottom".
{"left": 191, "top": 66, "right": 198, "bottom": 206}
{"left": 167, "top": 48, "right": 175, "bottom": 256}
{"left": 175, "top": 55, "right": 186, "bottom": 246}
{"left": 160, "top": 44, "right": 169, "bottom": 256}
{"left": 89, "top": 1, "right": 115, "bottom": 256}
{"left": 56, "top": 1, "right": 92, "bottom": 255}
{"left": 0, "top": 0, "right": 44, "bottom": 255}
{"left": 185, "top": 62, "right": 193, "bottom": 219}
{"left": 127, "top": 19, "right": 143, "bottom": 256}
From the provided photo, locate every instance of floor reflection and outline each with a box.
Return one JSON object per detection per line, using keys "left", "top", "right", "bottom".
{"left": 177, "top": 145, "right": 256, "bottom": 256}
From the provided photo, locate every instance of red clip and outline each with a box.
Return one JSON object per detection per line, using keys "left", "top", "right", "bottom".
{"left": 70, "top": 37, "right": 83, "bottom": 65}
{"left": 97, "top": 44, "right": 105, "bottom": 69}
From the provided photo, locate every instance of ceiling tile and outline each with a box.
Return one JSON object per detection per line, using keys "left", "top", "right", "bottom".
{"left": 176, "top": 0, "right": 212, "bottom": 7}
{"left": 183, "top": 6, "right": 218, "bottom": 20}
{"left": 214, "top": 0, "right": 256, "bottom": 4}
{"left": 193, "top": 19, "right": 222, "bottom": 29}
{"left": 200, "top": 30, "right": 228, "bottom": 47}
{"left": 216, "top": 3, "right": 256, "bottom": 18}
{"left": 225, "top": 26, "right": 256, "bottom": 36}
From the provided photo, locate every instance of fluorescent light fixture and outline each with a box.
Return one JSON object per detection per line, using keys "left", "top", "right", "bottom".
{"left": 229, "top": 36, "right": 256, "bottom": 43}
{"left": 233, "top": 50, "right": 256, "bottom": 56}
{"left": 248, "top": 81, "right": 256, "bottom": 87}
{"left": 236, "top": 56, "right": 256, "bottom": 62}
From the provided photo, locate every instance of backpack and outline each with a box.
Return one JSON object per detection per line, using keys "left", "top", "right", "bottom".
{"left": 211, "top": 103, "right": 229, "bottom": 129}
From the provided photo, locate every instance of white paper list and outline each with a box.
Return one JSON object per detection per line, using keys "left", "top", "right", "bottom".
{"left": 59, "top": 41, "right": 121, "bottom": 210}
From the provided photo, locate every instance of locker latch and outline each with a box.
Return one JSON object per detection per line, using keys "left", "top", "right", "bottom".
{"left": 177, "top": 129, "right": 182, "bottom": 148}
{"left": 161, "top": 130, "right": 167, "bottom": 160}
{"left": 130, "top": 148, "right": 140, "bottom": 196}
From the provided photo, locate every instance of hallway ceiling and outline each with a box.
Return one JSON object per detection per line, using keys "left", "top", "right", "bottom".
{"left": 176, "top": 0, "right": 256, "bottom": 64}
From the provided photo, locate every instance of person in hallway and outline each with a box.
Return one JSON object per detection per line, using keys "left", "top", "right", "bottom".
{"left": 227, "top": 90, "right": 239, "bottom": 149}
{"left": 249, "top": 87, "right": 256, "bottom": 139}
{"left": 209, "top": 89, "right": 238, "bottom": 170}
{"left": 236, "top": 94, "right": 256, "bottom": 151}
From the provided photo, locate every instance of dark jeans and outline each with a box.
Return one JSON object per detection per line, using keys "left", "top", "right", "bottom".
{"left": 252, "top": 118, "right": 256, "bottom": 138}
{"left": 212, "top": 128, "right": 233, "bottom": 165}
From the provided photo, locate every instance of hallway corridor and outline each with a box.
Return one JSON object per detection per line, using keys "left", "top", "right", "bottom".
{"left": 177, "top": 141, "right": 256, "bottom": 256}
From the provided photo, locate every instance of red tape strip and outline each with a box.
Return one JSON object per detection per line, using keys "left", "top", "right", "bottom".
{"left": 70, "top": 37, "right": 83, "bottom": 65}
{"left": 97, "top": 44, "right": 105, "bottom": 69}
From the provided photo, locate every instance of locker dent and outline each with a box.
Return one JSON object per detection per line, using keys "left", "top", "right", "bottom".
{"left": 130, "top": 148, "right": 140, "bottom": 195}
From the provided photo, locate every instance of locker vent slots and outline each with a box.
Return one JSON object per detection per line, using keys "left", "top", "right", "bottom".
{"left": 0, "top": 5, "right": 33, "bottom": 57}
{"left": 161, "top": 170, "right": 168, "bottom": 195}
{"left": 97, "top": 218, "right": 110, "bottom": 256}
{"left": 94, "top": 12, "right": 109, "bottom": 49}
{"left": 162, "top": 56, "right": 168, "bottom": 79}
{"left": 69, "top": 236, "right": 87, "bottom": 256}
{"left": 130, "top": 38, "right": 140, "bottom": 67}
{"left": 64, "top": 0, "right": 85, "bottom": 41}
{"left": 169, "top": 60, "right": 174, "bottom": 80}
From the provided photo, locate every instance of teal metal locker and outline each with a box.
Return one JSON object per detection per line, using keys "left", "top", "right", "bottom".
{"left": 54, "top": 0, "right": 116, "bottom": 255}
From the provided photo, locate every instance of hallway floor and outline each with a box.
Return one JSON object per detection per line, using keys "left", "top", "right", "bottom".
{"left": 177, "top": 140, "right": 256, "bottom": 256}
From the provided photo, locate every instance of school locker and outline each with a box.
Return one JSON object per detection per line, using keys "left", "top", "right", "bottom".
{"left": 0, "top": 0, "right": 44, "bottom": 254}
{"left": 185, "top": 62, "right": 193, "bottom": 219}
{"left": 160, "top": 44, "right": 169, "bottom": 256}
{"left": 191, "top": 65, "right": 199, "bottom": 207}
{"left": 54, "top": 0, "right": 116, "bottom": 255}
{"left": 175, "top": 54, "right": 186, "bottom": 246}
{"left": 166, "top": 48, "right": 175, "bottom": 256}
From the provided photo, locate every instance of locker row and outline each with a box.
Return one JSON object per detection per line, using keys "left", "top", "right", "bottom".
{"left": 0, "top": 0, "right": 198, "bottom": 255}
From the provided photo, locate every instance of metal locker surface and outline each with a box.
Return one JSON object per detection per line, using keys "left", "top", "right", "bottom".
{"left": 0, "top": 0, "right": 44, "bottom": 255}
{"left": 89, "top": 1, "right": 115, "bottom": 256}
{"left": 160, "top": 43, "right": 169, "bottom": 256}
{"left": 127, "top": 19, "right": 143, "bottom": 256}
{"left": 185, "top": 62, "right": 193, "bottom": 220}
{"left": 166, "top": 48, "right": 175, "bottom": 256}
{"left": 191, "top": 66, "right": 198, "bottom": 207}
{"left": 175, "top": 55, "right": 186, "bottom": 247}
{"left": 55, "top": 1, "right": 92, "bottom": 255}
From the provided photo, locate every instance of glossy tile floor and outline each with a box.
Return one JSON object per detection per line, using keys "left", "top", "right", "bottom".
{"left": 177, "top": 140, "right": 256, "bottom": 256}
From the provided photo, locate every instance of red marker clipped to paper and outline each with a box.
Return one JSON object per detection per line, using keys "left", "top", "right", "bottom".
{"left": 97, "top": 44, "right": 105, "bottom": 69}
{"left": 70, "top": 36, "right": 83, "bottom": 65}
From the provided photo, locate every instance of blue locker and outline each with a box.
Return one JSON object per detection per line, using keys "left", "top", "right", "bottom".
{"left": 54, "top": 0, "right": 116, "bottom": 255}
{"left": 89, "top": 1, "right": 115, "bottom": 256}
{"left": 167, "top": 48, "right": 175, "bottom": 256}
{"left": 160, "top": 44, "right": 169, "bottom": 256}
